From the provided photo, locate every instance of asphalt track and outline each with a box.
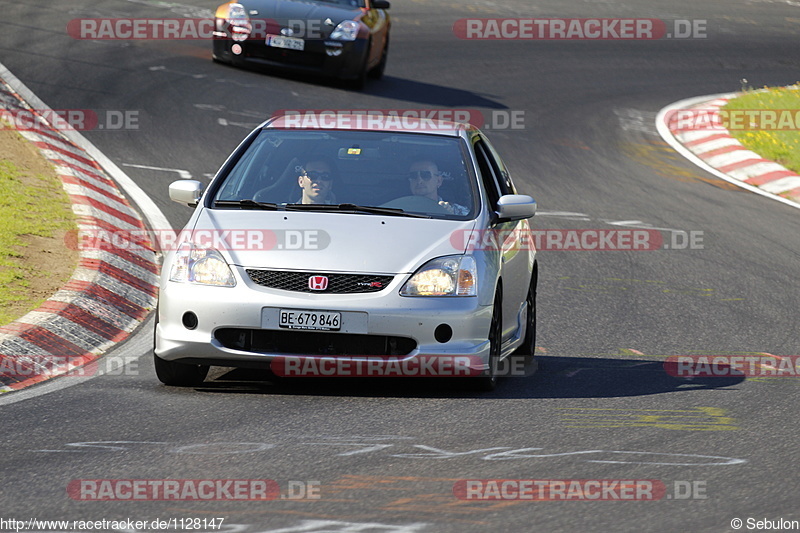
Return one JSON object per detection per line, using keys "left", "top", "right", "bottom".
{"left": 1, "top": 0, "right": 800, "bottom": 531}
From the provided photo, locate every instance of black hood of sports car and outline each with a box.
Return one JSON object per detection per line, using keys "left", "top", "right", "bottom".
{"left": 242, "top": 0, "right": 363, "bottom": 27}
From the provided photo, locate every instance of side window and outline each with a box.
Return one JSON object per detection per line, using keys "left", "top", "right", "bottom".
{"left": 481, "top": 137, "right": 516, "bottom": 194}
{"left": 474, "top": 140, "right": 503, "bottom": 208}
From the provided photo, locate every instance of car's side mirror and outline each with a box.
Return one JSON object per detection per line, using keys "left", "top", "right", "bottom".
{"left": 371, "top": 0, "right": 391, "bottom": 9}
{"left": 169, "top": 180, "right": 204, "bottom": 207}
{"left": 495, "top": 194, "right": 537, "bottom": 221}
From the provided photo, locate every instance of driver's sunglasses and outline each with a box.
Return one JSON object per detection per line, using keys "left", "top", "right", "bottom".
{"left": 303, "top": 170, "right": 333, "bottom": 182}
{"left": 408, "top": 170, "right": 437, "bottom": 181}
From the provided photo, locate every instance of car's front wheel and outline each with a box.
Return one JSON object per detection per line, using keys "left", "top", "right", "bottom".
{"left": 513, "top": 267, "right": 537, "bottom": 359}
{"left": 154, "top": 353, "right": 209, "bottom": 387}
{"left": 473, "top": 290, "right": 502, "bottom": 392}
{"left": 347, "top": 45, "right": 370, "bottom": 90}
{"left": 369, "top": 37, "right": 388, "bottom": 80}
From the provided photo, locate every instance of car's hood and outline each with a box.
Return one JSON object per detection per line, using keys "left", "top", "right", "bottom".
{"left": 189, "top": 209, "right": 476, "bottom": 274}
{"left": 242, "top": 0, "right": 362, "bottom": 27}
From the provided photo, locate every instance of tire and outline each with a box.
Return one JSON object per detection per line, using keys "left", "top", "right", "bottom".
{"left": 154, "top": 353, "right": 209, "bottom": 387}
{"left": 513, "top": 268, "right": 537, "bottom": 359}
{"left": 347, "top": 40, "right": 371, "bottom": 90}
{"left": 347, "top": 65, "right": 368, "bottom": 90}
{"left": 153, "top": 310, "right": 209, "bottom": 387}
{"left": 474, "top": 290, "right": 502, "bottom": 392}
{"left": 368, "top": 37, "right": 388, "bottom": 80}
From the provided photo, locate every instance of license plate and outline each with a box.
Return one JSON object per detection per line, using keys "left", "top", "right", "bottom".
{"left": 279, "top": 309, "right": 341, "bottom": 331}
{"left": 266, "top": 34, "right": 305, "bottom": 51}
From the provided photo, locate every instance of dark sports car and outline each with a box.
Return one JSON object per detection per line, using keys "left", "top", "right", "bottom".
{"left": 212, "top": 0, "right": 390, "bottom": 88}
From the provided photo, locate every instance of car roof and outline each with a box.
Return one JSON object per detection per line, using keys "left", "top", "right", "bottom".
{"left": 264, "top": 112, "right": 477, "bottom": 138}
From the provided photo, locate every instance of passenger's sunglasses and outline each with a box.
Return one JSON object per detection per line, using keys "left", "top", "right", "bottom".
{"left": 302, "top": 170, "right": 333, "bottom": 182}
{"left": 408, "top": 170, "right": 437, "bottom": 181}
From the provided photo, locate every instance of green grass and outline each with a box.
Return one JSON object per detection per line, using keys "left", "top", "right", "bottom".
{"left": 0, "top": 159, "right": 77, "bottom": 325}
{"left": 723, "top": 84, "right": 800, "bottom": 174}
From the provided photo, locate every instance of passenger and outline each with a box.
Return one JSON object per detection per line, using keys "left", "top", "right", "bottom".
{"left": 408, "top": 159, "right": 468, "bottom": 215}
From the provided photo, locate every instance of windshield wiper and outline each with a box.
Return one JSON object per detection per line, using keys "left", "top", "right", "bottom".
{"left": 214, "top": 199, "right": 281, "bottom": 210}
{"left": 284, "top": 203, "right": 431, "bottom": 218}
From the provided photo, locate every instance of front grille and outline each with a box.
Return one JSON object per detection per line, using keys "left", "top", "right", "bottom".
{"left": 247, "top": 269, "right": 394, "bottom": 293}
{"left": 248, "top": 45, "right": 326, "bottom": 68}
{"left": 216, "top": 328, "right": 417, "bottom": 356}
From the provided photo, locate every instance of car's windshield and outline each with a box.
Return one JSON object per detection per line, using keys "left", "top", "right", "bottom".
{"left": 212, "top": 129, "right": 478, "bottom": 220}
{"left": 305, "top": 0, "right": 366, "bottom": 8}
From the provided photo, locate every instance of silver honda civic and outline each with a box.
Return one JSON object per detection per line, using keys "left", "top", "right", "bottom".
{"left": 154, "top": 114, "right": 538, "bottom": 390}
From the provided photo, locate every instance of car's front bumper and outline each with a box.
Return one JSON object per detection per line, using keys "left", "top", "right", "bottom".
{"left": 155, "top": 267, "right": 493, "bottom": 372}
{"left": 212, "top": 37, "right": 368, "bottom": 80}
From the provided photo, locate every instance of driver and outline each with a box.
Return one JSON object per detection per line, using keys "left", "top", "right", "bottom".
{"left": 297, "top": 157, "right": 337, "bottom": 204}
{"left": 408, "top": 159, "right": 468, "bottom": 215}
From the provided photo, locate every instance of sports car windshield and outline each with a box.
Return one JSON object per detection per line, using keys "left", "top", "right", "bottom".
{"left": 212, "top": 129, "right": 478, "bottom": 220}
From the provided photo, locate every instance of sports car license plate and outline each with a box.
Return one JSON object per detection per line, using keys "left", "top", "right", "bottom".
{"left": 279, "top": 309, "right": 341, "bottom": 331}
{"left": 266, "top": 35, "right": 305, "bottom": 51}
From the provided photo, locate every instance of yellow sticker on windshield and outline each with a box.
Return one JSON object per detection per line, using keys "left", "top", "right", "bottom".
{"left": 347, "top": 148, "right": 362, "bottom": 155}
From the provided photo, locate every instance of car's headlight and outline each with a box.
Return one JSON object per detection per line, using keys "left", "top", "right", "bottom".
{"left": 222, "top": 3, "right": 251, "bottom": 42}
{"left": 330, "top": 20, "right": 359, "bottom": 41}
{"left": 169, "top": 243, "right": 236, "bottom": 287}
{"left": 400, "top": 256, "right": 477, "bottom": 297}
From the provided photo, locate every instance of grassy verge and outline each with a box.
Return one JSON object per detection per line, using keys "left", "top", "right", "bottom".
{"left": 722, "top": 84, "right": 800, "bottom": 173}
{"left": 0, "top": 131, "right": 78, "bottom": 325}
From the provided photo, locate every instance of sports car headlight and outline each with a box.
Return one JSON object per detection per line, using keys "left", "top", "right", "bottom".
{"left": 225, "top": 3, "right": 251, "bottom": 42}
{"left": 169, "top": 243, "right": 236, "bottom": 287}
{"left": 330, "top": 20, "right": 359, "bottom": 41}
{"left": 400, "top": 256, "right": 477, "bottom": 297}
